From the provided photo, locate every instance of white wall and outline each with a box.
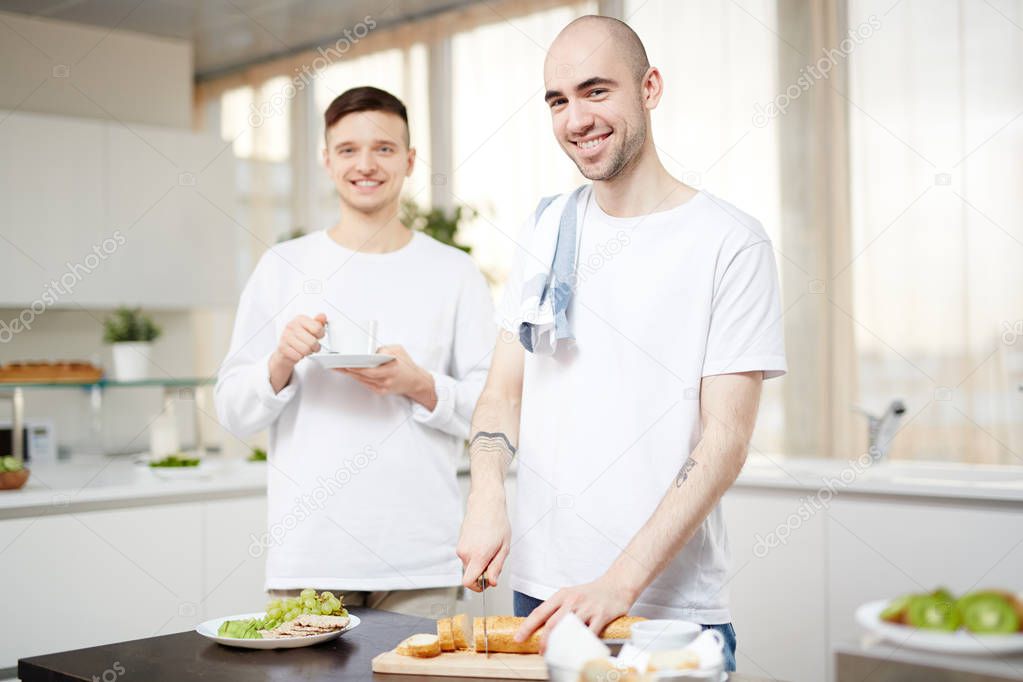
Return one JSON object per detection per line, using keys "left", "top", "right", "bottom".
{"left": 0, "top": 10, "right": 191, "bottom": 129}
{"left": 0, "top": 11, "right": 250, "bottom": 458}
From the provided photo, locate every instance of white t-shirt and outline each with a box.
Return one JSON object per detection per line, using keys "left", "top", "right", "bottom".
{"left": 215, "top": 230, "right": 495, "bottom": 591}
{"left": 497, "top": 189, "right": 786, "bottom": 623}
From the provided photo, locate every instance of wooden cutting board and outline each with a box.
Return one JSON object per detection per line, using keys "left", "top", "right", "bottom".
{"left": 371, "top": 649, "right": 548, "bottom": 679}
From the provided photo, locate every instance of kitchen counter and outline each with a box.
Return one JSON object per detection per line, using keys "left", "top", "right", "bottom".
{"left": 0, "top": 456, "right": 266, "bottom": 519}
{"left": 834, "top": 636, "right": 1023, "bottom": 681}
{"left": 735, "top": 454, "right": 1023, "bottom": 504}
{"left": 18, "top": 607, "right": 780, "bottom": 682}
{"left": 7, "top": 452, "right": 1017, "bottom": 521}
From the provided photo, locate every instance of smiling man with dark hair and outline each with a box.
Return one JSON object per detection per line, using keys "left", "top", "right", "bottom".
{"left": 216, "top": 86, "right": 494, "bottom": 619}
{"left": 456, "top": 16, "right": 786, "bottom": 671}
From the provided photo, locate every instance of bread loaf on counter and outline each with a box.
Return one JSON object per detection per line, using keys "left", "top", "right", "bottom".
{"left": 470, "top": 615, "right": 647, "bottom": 653}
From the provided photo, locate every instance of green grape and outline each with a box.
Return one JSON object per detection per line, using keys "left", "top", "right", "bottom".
{"left": 300, "top": 588, "right": 316, "bottom": 598}
{"left": 267, "top": 599, "right": 282, "bottom": 610}
{"left": 320, "top": 591, "right": 333, "bottom": 601}
{"left": 320, "top": 604, "right": 332, "bottom": 615}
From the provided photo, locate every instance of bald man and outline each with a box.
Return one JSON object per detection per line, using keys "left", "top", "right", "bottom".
{"left": 456, "top": 16, "right": 786, "bottom": 671}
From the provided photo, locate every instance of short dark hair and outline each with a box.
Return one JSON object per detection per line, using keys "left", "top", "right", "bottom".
{"left": 323, "top": 86, "right": 409, "bottom": 147}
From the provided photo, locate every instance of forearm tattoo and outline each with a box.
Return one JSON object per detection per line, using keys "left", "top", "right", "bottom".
{"left": 675, "top": 457, "right": 697, "bottom": 488}
{"left": 469, "top": 431, "right": 517, "bottom": 459}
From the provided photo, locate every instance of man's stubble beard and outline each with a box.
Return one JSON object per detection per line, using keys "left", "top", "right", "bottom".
{"left": 572, "top": 117, "right": 647, "bottom": 182}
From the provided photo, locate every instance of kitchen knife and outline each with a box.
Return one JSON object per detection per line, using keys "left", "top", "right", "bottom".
{"left": 478, "top": 574, "right": 489, "bottom": 657}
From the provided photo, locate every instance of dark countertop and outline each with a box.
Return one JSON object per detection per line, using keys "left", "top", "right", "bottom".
{"left": 19, "top": 607, "right": 775, "bottom": 681}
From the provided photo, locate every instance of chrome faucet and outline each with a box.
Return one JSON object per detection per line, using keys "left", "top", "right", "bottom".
{"left": 855, "top": 400, "right": 907, "bottom": 462}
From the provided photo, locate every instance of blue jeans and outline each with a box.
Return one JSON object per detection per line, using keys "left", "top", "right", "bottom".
{"left": 513, "top": 590, "right": 737, "bottom": 673}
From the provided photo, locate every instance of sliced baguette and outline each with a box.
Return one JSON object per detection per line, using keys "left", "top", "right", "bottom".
{"left": 396, "top": 633, "right": 442, "bottom": 658}
{"left": 462, "top": 614, "right": 647, "bottom": 654}
{"left": 451, "top": 613, "right": 470, "bottom": 650}
{"left": 436, "top": 617, "right": 455, "bottom": 652}
{"left": 473, "top": 616, "right": 541, "bottom": 653}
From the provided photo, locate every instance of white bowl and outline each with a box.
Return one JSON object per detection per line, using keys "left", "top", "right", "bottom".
{"left": 547, "top": 659, "right": 726, "bottom": 682}
{"left": 629, "top": 619, "right": 702, "bottom": 651}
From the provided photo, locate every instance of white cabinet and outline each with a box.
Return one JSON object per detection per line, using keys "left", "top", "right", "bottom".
{"left": 0, "top": 495, "right": 267, "bottom": 670}
{"left": 0, "top": 109, "right": 239, "bottom": 308}
{"left": 201, "top": 496, "right": 269, "bottom": 618}
{"left": 722, "top": 487, "right": 830, "bottom": 682}
{"left": 826, "top": 498, "right": 1023, "bottom": 669}
{"left": 0, "top": 504, "right": 204, "bottom": 667}
{"left": 720, "top": 486, "right": 1023, "bottom": 682}
{"left": 0, "top": 112, "right": 104, "bottom": 305}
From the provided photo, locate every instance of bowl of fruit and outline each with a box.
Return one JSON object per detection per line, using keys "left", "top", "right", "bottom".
{"left": 0, "top": 456, "right": 29, "bottom": 491}
{"left": 857, "top": 587, "right": 1023, "bottom": 654}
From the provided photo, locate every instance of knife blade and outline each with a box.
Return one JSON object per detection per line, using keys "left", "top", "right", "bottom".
{"left": 478, "top": 574, "right": 489, "bottom": 657}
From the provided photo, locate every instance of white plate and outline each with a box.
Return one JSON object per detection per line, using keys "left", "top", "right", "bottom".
{"left": 196, "top": 611, "right": 361, "bottom": 650}
{"left": 310, "top": 353, "right": 395, "bottom": 369}
{"left": 147, "top": 463, "right": 214, "bottom": 480}
{"left": 856, "top": 599, "right": 1023, "bottom": 655}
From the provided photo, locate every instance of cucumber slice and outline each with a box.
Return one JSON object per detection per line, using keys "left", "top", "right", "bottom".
{"left": 960, "top": 594, "right": 1020, "bottom": 634}
{"left": 907, "top": 595, "right": 961, "bottom": 631}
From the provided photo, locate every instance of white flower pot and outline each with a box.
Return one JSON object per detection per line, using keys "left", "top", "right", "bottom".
{"left": 111, "top": 342, "right": 153, "bottom": 381}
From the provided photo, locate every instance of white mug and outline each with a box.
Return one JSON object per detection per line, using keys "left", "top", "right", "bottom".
{"left": 321, "top": 318, "right": 378, "bottom": 355}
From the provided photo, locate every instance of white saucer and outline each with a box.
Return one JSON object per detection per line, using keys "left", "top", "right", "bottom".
{"left": 310, "top": 352, "right": 395, "bottom": 369}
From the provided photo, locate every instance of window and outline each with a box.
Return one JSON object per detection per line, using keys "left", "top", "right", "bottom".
{"left": 625, "top": 0, "right": 785, "bottom": 454}
{"left": 216, "top": 78, "right": 294, "bottom": 275}
{"left": 450, "top": 2, "right": 595, "bottom": 286}
{"left": 847, "top": 0, "right": 1023, "bottom": 464}
{"left": 194, "top": 0, "right": 1023, "bottom": 466}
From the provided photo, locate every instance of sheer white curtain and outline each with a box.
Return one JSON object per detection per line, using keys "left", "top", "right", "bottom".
{"left": 625, "top": 0, "right": 785, "bottom": 453}
{"left": 847, "top": 0, "right": 1023, "bottom": 464}
{"left": 215, "top": 77, "right": 294, "bottom": 277}
{"left": 449, "top": 2, "right": 595, "bottom": 287}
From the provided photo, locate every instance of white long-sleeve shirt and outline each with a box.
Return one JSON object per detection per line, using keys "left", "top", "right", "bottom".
{"left": 215, "top": 230, "right": 495, "bottom": 590}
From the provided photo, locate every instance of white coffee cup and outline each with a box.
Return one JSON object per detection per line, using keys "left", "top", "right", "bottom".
{"left": 321, "top": 318, "right": 378, "bottom": 355}
{"left": 628, "top": 619, "right": 702, "bottom": 652}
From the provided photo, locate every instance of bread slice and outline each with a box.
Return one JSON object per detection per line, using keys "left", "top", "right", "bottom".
{"left": 599, "top": 616, "right": 647, "bottom": 640}
{"left": 451, "top": 613, "right": 470, "bottom": 650}
{"left": 396, "top": 633, "right": 442, "bottom": 658}
{"left": 436, "top": 617, "right": 455, "bottom": 652}
{"left": 473, "top": 616, "right": 541, "bottom": 654}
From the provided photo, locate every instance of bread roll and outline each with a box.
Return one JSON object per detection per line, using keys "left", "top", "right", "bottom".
{"left": 599, "top": 616, "right": 647, "bottom": 640}
{"left": 451, "top": 613, "right": 470, "bottom": 650}
{"left": 436, "top": 617, "right": 455, "bottom": 652}
{"left": 397, "top": 633, "right": 441, "bottom": 658}
{"left": 473, "top": 616, "right": 541, "bottom": 653}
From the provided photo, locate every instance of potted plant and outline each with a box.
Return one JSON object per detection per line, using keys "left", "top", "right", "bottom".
{"left": 400, "top": 199, "right": 475, "bottom": 254}
{"left": 103, "top": 306, "right": 161, "bottom": 381}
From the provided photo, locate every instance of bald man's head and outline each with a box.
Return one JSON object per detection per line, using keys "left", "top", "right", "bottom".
{"left": 552, "top": 15, "right": 650, "bottom": 84}
{"left": 543, "top": 15, "right": 660, "bottom": 182}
